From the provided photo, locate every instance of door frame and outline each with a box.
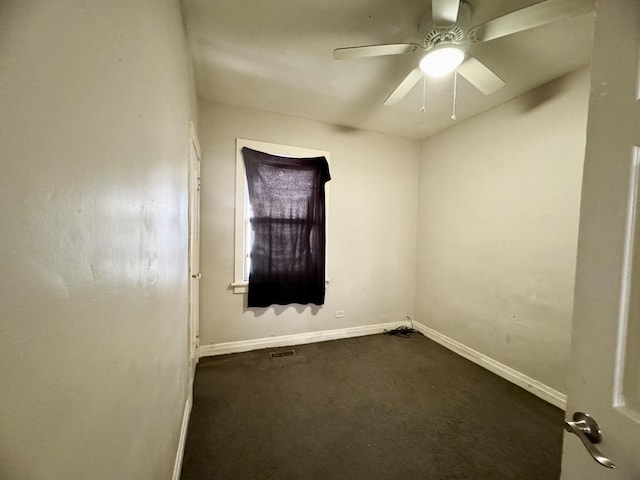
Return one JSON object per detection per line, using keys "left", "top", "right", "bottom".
{"left": 187, "top": 120, "right": 201, "bottom": 379}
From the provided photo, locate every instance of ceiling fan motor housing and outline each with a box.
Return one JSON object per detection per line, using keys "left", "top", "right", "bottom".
{"left": 423, "top": 25, "right": 464, "bottom": 50}
{"left": 422, "top": 1, "right": 470, "bottom": 54}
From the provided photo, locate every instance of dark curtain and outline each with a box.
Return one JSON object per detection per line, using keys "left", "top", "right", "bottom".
{"left": 242, "top": 147, "right": 331, "bottom": 308}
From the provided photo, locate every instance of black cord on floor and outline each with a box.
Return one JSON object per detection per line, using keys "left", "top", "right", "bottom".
{"left": 383, "top": 326, "right": 416, "bottom": 338}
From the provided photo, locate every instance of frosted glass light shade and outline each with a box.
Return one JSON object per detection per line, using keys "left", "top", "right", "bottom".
{"left": 419, "top": 47, "right": 464, "bottom": 78}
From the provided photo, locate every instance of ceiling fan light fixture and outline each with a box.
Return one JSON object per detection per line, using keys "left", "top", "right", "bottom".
{"left": 419, "top": 47, "right": 464, "bottom": 78}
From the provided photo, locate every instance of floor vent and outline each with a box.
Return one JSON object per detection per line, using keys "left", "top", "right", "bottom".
{"left": 268, "top": 349, "right": 296, "bottom": 359}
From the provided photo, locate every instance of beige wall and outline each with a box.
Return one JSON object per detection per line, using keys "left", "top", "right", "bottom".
{"left": 0, "top": 1, "right": 195, "bottom": 479}
{"left": 416, "top": 68, "right": 590, "bottom": 393}
{"left": 198, "top": 101, "right": 419, "bottom": 345}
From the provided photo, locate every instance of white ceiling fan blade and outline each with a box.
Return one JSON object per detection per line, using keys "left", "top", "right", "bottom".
{"left": 432, "top": 0, "right": 461, "bottom": 25}
{"left": 468, "top": 0, "right": 593, "bottom": 43}
{"left": 456, "top": 57, "right": 505, "bottom": 95}
{"left": 333, "top": 43, "right": 421, "bottom": 60}
{"left": 384, "top": 67, "right": 424, "bottom": 106}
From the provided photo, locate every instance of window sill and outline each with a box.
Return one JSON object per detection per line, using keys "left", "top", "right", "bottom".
{"left": 230, "top": 282, "right": 248, "bottom": 294}
{"left": 231, "top": 279, "right": 330, "bottom": 295}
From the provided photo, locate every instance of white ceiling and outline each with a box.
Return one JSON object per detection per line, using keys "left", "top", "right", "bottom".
{"left": 182, "top": 0, "right": 594, "bottom": 140}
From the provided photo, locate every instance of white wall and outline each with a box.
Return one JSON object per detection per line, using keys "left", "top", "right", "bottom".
{"left": 416, "top": 68, "right": 590, "bottom": 393}
{"left": 198, "top": 101, "right": 419, "bottom": 345}
{"left": 0, "top": 1, "right": 195, "bottom": 479}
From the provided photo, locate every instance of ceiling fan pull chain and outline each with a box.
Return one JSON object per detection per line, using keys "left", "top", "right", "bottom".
{"left": 421, "top": 75, "right": 427, "bottom": 113}
{"left": 451, "top": 71, "right": 458, "bottom": 120}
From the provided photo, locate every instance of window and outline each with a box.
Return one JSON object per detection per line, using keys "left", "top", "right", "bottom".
{"left": 232, "top": 139, "right": 330, "bottom": 294}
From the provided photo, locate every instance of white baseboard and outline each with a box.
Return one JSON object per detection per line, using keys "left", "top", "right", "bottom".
{"left": 198, "top": 321, "right": 410, "bottom": 357}
{"left": 172, "top": 384, "right": 193, "bottom": 480}
{"left": 197, "top": 319, "right": 565, "bottom": 409}
{"left": 412, "top": 320, "right": 567, "bottom": 410}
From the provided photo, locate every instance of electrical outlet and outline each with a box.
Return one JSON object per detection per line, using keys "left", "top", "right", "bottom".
{"left": 335, "top": 310, "right": 345, "bottom": 318}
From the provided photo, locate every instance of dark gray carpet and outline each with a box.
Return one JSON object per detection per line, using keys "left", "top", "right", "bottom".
{"left": 181, "top": 332, "right": 564, "bottom": 480}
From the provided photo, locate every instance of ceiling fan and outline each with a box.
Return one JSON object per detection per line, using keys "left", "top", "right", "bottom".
{"left": 333, "top": 0, "right": 592, "bottom": 106}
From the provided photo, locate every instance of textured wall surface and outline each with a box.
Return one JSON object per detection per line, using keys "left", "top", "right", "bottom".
{"left": 416, "top": 68, "right": 590, "bottom": 393}
{"left": 0, "top": 1, "right": 195, "bottom": 478}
